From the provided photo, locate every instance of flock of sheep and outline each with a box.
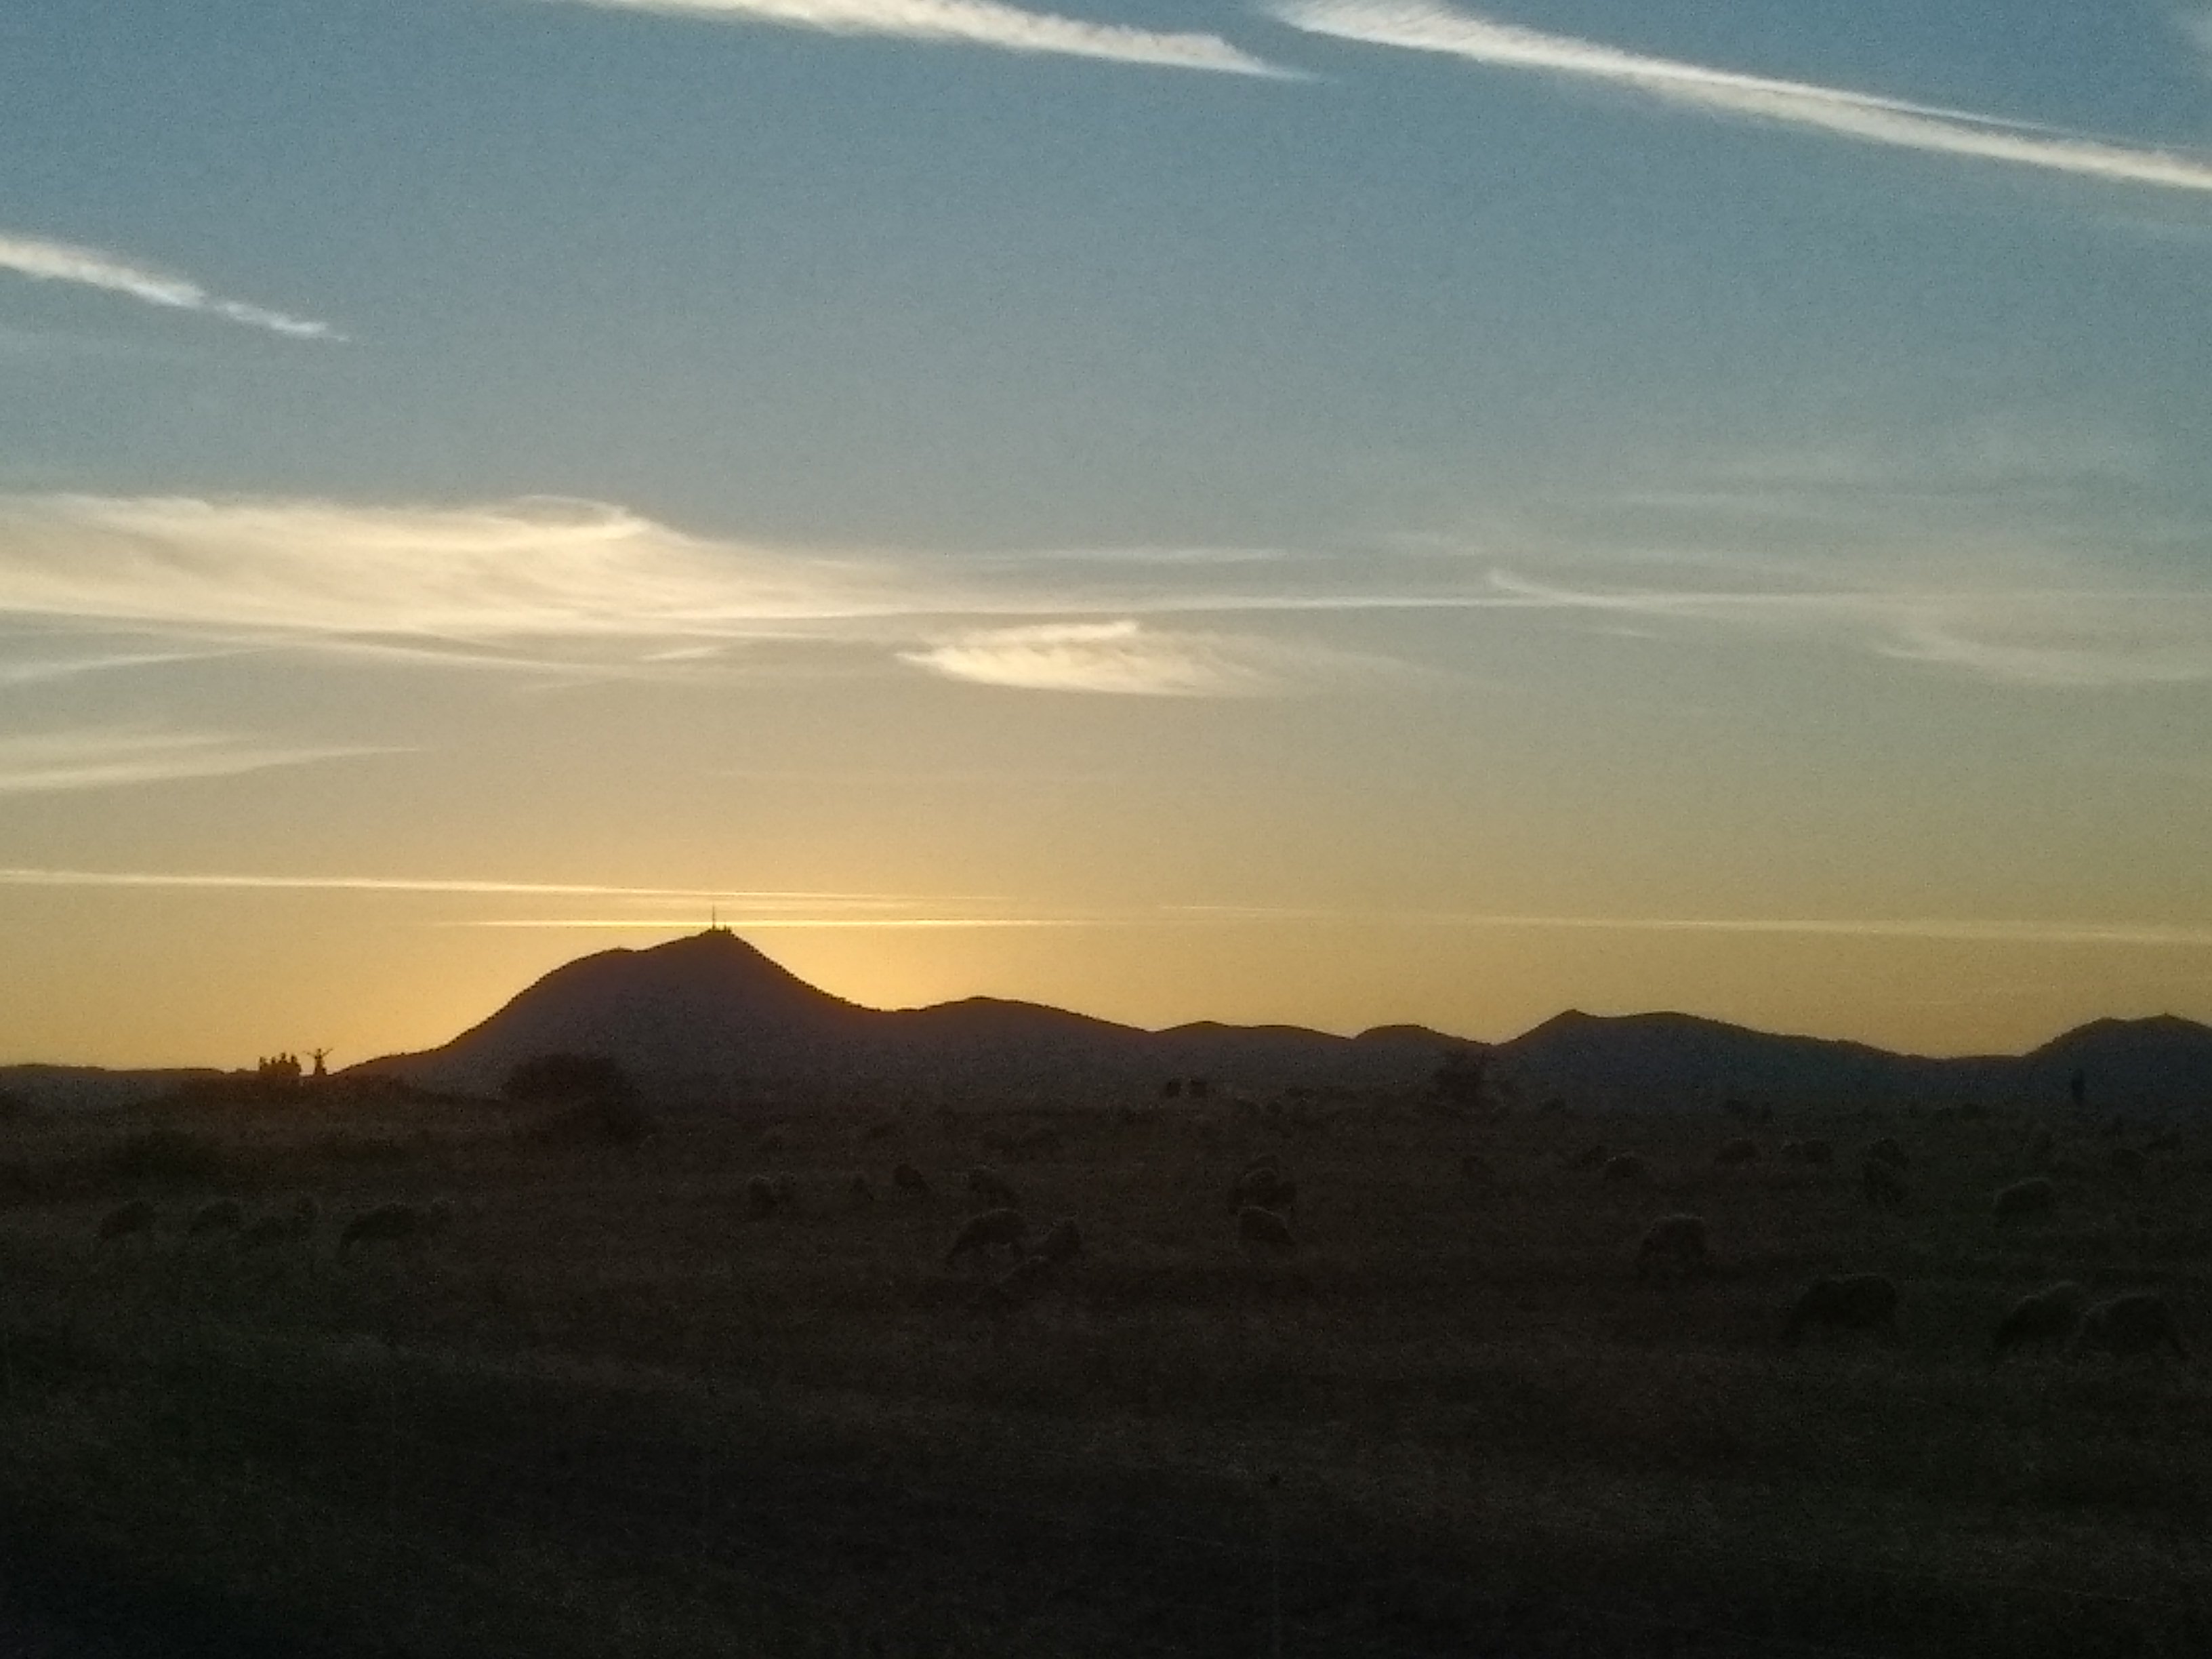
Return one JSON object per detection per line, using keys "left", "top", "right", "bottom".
{"left": 83, "top": 1103, "right": 2196, "bottom": 1363}
{"left": 95, "top": 1193, "right": 451, "bottom": 1256}
{"left": 731, "top": 1147, "right": 1305, "bottom": 1319}
{"left": 1618, "top": 1128, "right": 2191, "bottom": 1359}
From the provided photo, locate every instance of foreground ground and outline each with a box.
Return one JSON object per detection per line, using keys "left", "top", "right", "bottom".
{"left": 1, "top": 1082, "right": 2207, "bottom": 1656}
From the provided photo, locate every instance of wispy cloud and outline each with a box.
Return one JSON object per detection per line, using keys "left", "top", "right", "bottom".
{"left": 1487, "top": 569, "right": 2212, "bottom": 688}
{"left": 2182, "top": 9, "right": 2212, "bottom": 62}
{"left": 1414, "top": 912, "right": 2212, "bottom": 949}
{"left": 0, "top": 495, "right": 912, "bottom": 648}
{"left": 0, "top": 495, "right": 1431, "bottom": 695}
{"left": 0, "top": 728, "right": 392, "bottom": 796}
{"left": 438, "top": 916, "right": 1089, "bottom": 928}
{"left": 7, "top": 864, "right": 2204, "bottom": 950}
{"left": 0, "top": 231, "right": 340, "bottom": 340}
{"left": 542, "top": 0, "right": 1290, "bottom": 73}
{"left": 0, "top": 641, "right": 253, "bottom": 689}
{"left": 7, "top": 491, "right": 2200, "bottom": 695}
{"left": 1271, "top": 0, "right": 2212, "bottom": 192}
{"left": 901, "top": 619, "right": 1290, "bottom": 695}
{"left": 0, "top": 867, "right": 947, "bottom": 903}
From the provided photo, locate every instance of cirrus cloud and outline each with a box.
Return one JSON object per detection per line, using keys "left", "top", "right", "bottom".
{"left": 541, "top": 0, "right": 1291, "bottom": 74}
{"left": 0, "top": 726, "right": 395, "bottom": 796}
{"left": 0, "top": 230, "right": 339, "bottom": 339}
{"left": 899, "top": 619, "right": 1286, "bottom": 694}
{"left": 1270, "top": 0, "right": 2212, "bottom": 194}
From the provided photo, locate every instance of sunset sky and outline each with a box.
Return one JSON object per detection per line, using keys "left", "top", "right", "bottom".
{"left": 5, "top": 0, "right": 2211, "bottom": 1067}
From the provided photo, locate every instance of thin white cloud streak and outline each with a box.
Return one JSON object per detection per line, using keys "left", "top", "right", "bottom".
{"left": 438, "top": 916, "right": 1092, "bottom": 928}
{"left": 0, "top": 729, "right": 393, "bottom": 796}
{"left": 7, "top": 865, "right": 2203, "bottom": 948}
{"left": 1271, "top": 0, "right": 2212, "bottom": 193}
{"left": 0, "top": 867, "right": 951, "bottom": 904}
{"left": 0, "top": 644, "right": 255, "bottom": 689}
{"left": 544, "top": 0, "right": 1290, "bottom": 74}
{"left": 0, "top": 232, "right": 340, "bottom": 339}
{"left": 901, "top": 619, "right": 1284, "bottom": 695}
{"left": 1158, "top": 900, "right": 2212, "bottom": 947}
{"left": 1412, "top": 914, "right": 2212, "bottom": 949}
{"left": 1488, "top": 571, "right": 2212, "bottom": 688}
{"left": 0, "top": 495, "right": 918, "bottom": 643}
{"left": 446, "top": 910, "right": 2212, "bottom": 947}
{"left": 7, "top": 493, "right": 2207, "bottom": 692}
{"left": 0, "top": 495, "right": 1435, "bottom": 696}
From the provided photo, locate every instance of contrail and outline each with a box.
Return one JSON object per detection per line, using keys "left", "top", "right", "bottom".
{"left": 0, "top": 230, "right": 339, "bottom": 338}
{"left": 546, "top": 0, "right": 1291, "bottom": 74}
{"left": 1271, "top": 0, "right": 2212, "bottom": 193}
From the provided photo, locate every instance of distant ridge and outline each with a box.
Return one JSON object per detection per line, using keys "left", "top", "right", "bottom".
{"left": 344, "top": 932, "right": 2212, "bottom": 1113}
{"left": 350, "top": 929, "right": 1486, "bottom": 1103}
{"left": 8, "top": 930, "right": 2209, "bottom": 1113}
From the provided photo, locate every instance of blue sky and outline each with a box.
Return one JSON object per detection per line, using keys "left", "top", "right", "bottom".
{"left": 3, "top": 0, "right": 2211, "bottom": 1062}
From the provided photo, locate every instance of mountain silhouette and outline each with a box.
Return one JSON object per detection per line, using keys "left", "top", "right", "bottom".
{"left": 351, "top": 929, "right": 1477, "bottom": 1103}
{"left": 9, "top": 930, "right": 2209, "bottom": 1113}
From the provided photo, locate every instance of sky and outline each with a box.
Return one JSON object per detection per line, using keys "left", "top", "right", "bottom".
{"left": 4, "top": 0, "right": 2211, "bottom": 1067}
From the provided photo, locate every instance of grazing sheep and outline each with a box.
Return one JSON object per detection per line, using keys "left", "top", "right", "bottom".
{"left": 188, "top": 1198, "right": 244, "bottom": 1237}
{"left": 945, "top": 1206, "right": 1027, "bottom": 1266}
{"left": 1601, "top": 1153, "right": 1647, "bottom": 1183}
{"left": 1862, "top": 1160, "right": 1908, "bottom": 1210}
{"left": 1714, "top": 1138, "right": 1760, "bottom": 1167}
{"left": 1565, "top": 1145, "right": 1610, "bottom": 1172}
{"left": 1864, "top": 1138, "right": 1909, "bottom": 1171}
{"left": 1993, "top": 1177, "right": 2057, "bottom": 1225}
{"left": 1990, "top": 1282, "right": 2085, "bottom": 1360}
{"left": 977, "top": 1252, "right": 1060, "bottom": 1318}
{"left": 2110, "top": 1146, "right": 2147, "bottom": 1179}
{"left": 241, "top": 1195, "right": 319, "bottom": 1250}
{"left": 1784, "top": 1274, "right": 1900, "bottom": 1346}
{"left": 847, "top": 1172, "right": 876, "bottom": 1207}
{"left": 2073, "top": 1293, "right": 2189, "bottom": 1361}
{"left": 1235, "top": 1204, "right": 1296, "bottom": 1252}
{"left": 893, "top": 1162, "right": 930, "bottom": 1197}
{"left": 338, "top": 1199, "right": 448, "bottom": 1254}
{"left": 97, "top": 1199, "right": 155, "bottom": 1243}
{"left": 1034, "top": 1217, "right": 1083, "bottom": 1263}
{"left": 1229, "top": 1165, "right": 1297, "bottom": 1213}
{"left": 1635, "top": 1214, "right": 1708, "bottom": 1282}
{"left": 967, "top": 1166, "right": 1019, "bottom": 1208}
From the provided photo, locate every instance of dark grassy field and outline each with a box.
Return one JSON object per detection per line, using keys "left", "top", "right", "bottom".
{"left": 3, "top": 1085, "right": 2209, "bottom": 1656}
